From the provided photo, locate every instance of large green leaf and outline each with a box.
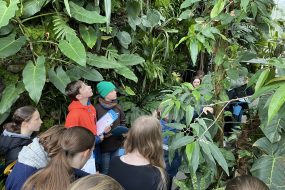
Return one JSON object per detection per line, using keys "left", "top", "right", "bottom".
{"left": 0, "top": 0, "right": 19, "bottom": 28}
{"left": 0, "top": 33, "right": 26, "bottom": 58}
{"left": 185, "top": 105, "right": 194, "bottom": 126}
{"left": 115, "top": 67, "right": 138, "bottom": 82}
{"left": 0, "top": 83, "right": 24, "bottom": 114}
{"left": 22, "top": 56, "right": 46, "bottom": 104}
{"left": 22, "top": 0, "right": 49, "bottom": 18}
{"left": 48, "top": 66, "right": 71, "bottom": 94}
{"left": 69, "top": 2, "right": 106, "bottom": 24}
{"left": 116, "top": 31, "right": 131, "bottom": 49}
{"left": 268, "top": 84, "right": 285, "bottom": 123}
{"left": 209, "top": 143, "right": 229, "bottom": 175}
{"left": 171, "top": 136, "right": 195, "bottom": 150}
{"left": 87, "top": 53, "right": 121, "bottom": 69}
{"left": 251, "top": 155, "right": 285, "bottom": 190}
{"left": 117, "top": 54, "right": 145, "bottom": 66}
{"left": 210, "top": 0, "right": 226, "bottom": 18}
{"left": 255, "top": 68, "right": 270, "bottom": 91}
{"left": 79, "top": 25, "right": 97, "bottom": 49}
{"left": 189, "top": 40, "right": 199, "bottom": 65}
{"left": 59, "top": 35, "right": 86, "bottom": 66}
{"left": 77, "top": 66, "right": 103, "bottom": 82}
{"left": 64, "top": 0, "right": 71, "bottom": 17}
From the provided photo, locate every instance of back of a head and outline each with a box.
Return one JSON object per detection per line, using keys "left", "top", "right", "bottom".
{"left": 22, "top": 126, "right": 95, "bottom": 190}
{"left": 68, "top": 174, "right": 124, "bottom": 190}
{"left": 225, "top": 175, "right": 269, "bottom": 190}
{"left": 65, "top": 80, "right": 83, "bottom": 100}
{"left": 124, "top": 115, "right": 164, "bottom": 168}
{"left": 4, "top": 106, "right": 37, "bottom": 133}
{"left": 38, "top": 125, "right": 66, "bottom": 157}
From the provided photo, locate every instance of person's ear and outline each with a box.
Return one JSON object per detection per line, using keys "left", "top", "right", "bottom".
{"left": 21, "top": 121, "right": 28, "bottom": 128}
{"left": 83, "top": 148, "right": 92, "bottom": 158}
{"left": 75, "top": 94, "right": 82, "bottom": 100}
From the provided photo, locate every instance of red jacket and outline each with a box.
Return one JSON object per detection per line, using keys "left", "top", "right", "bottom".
{"left": 65, "top": 101, "right": 97, "bottom": 135}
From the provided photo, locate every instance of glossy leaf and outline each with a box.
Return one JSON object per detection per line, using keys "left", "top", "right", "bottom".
{"left": 48, "top": 66, "right": 71, "bottom": 94}
{"left": 69, "top": 2, "right": 106, "bottom": 24}
{"left": 117, "top": 31, "right": 131, "bottom": 49}
{"left": 186, "top": 105, "right": 194, "bottom": 126}
{"left": 0, "top": 0, "right": 19, "bottom": 28}
{"left": 59, "top": 35, "right": 86, "bottom": 66}
{"left": 210, "top": 0, "right": 226, "bottom": 18}
{"left": 0, "top": 33, "right": 26, "bottom": 58}
{"left": 22, "top": 0, "right": 49, "bottom": 18}
{"left": 0, "top": 83, "right": 24, "bottom": 114}
{"left": 251, "top": 155, "right": 285, "bottom": 190}
{"left": 22, "top": 56, "right": 46, "bottom": 104}
{"left": 115, "top": 67, "right": 138, "bottom": 82}
{"left": 77, "top": 66, "right": 103, "bottom": 82}
{"left": 268, "top": 84, "right": 285, "bottom": 123}
{"left": 64, "top": 0, "right": 71, "bottom": 17}
{"left": 255, "top": 68, "right": 270, "bottom": 91}
{"left": 189, "top": 40, "right": 199, "bottom": 65}
{"left": 125, "top": 86, "right": 136, "bottom": 96}
{"left": 79, "top": 25, "right": 97, "bottom": 49}
{"left": 171, "top": 136, "right": 195, "bottom": 150}
{"left": 209, "top": 143, "right": 229, "bottom": 175}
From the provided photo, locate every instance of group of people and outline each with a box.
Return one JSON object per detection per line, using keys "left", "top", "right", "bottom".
{"left": 0, "top": 78, "right": 266, "bottom": 190}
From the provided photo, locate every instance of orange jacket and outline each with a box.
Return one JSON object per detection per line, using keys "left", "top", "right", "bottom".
{"left": 65, "top": 101, "right": 97, "bottom": 135}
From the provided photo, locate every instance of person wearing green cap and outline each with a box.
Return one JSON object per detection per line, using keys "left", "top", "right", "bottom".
{"left": 95, "top": 81, "right": 126, "bottom": 174}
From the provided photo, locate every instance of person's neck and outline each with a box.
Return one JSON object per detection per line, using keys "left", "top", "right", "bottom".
{"left": 68, "top": 156, "right": 83, "bottom": 169}
{"left": 20, "top": 127, "right": 33, "bottom": 136}
{"left": 121, "top": 150, "right": 150, "bottom": 166}
{"left": 79, "top": 98, "right": 88, "bottom": 106}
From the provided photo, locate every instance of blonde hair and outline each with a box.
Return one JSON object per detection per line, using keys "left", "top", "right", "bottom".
{"left": 68, "top": 174, "right": 124, "bottom": 190}
{"left": 22, "top": 127, "right": 95, "bottom": 190}
{"left": 124, "top": 115, "right": 167, "bottom": 189}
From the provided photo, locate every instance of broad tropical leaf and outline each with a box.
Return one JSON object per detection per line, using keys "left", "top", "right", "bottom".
{"left": 255, "top": 68, "right": 270, "bottom": 91}
{"left": 53, "top": 15, "right": 76, "bottom": 40}
{"left": 69, "top": 2, "right": 106, "bottom": 24}
{"left": 0, "top": 0, "right": 19, "bottom": 28}
{"left": 209, "top": 143, "right": 229, "bottom": 175}
{"left": 115, "top": 67, "right": 138, "bottom": 82}
{"left": 76, "top": 66, "right": 103, "bottom": 81}
{"left": 87, "top": 53, "right": 121, "bottom": 69}
{"left": 117, "top": 54, "right": 145, "bottom": 66}
{"left": 210, "top": 0, "right": 226, "bottom": 18}
{"left": 22, "top": 0, "right": 50, "bottom": 18}
{"left": 180, "top": 0, "right": 201, "bottom": 9}
{"left": 241, "top": 0, "right": 250, "bottom": 12}
{"left": 185, "top": 105, "right": 194, "bottom": 126}
{"left": 268, "top": 84, "right": 285, "bottom": 123}
{"left": 171, "top": 136, "right": 195, "bottom": 150}
{"left": 251, "top": 155, "right": 285, "bottom": 190}
{"left": 79, "top": 25, "right": 97, "bottom": 49}
{"left": 189, "top": 40, "right": 199, "bottom": 65}
{"left": 64, "top": 0, "right": 71, "bottom": 17}
{"left": 0, "top": 33, "right": 26, "bottom": 58}
{"left": 48, "top": 66, "right": 71, "bottom": 94}
{"left": 116, "top": 31, "right": 131, "bottom": 49}
{"left": 22, "top": 56, "right": 46, "bottom": 104}
{"left": 59, "top": 35, "right": 86, "bottom": 66}
{"left": 0, "top": 83, "right": 24, "bottom": 114}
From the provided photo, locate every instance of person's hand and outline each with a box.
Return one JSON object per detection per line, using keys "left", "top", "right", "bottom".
{"left": 104, "top": 125, "right": 112, "bottom": 133}
{"left": 202, "top": 107, "right": 214, "bottom": 115}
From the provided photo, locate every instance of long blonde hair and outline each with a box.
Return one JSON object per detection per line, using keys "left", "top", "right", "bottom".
{"left": 124, "top": 115, "right": 167, "bottom": 189}
{"left": 68, "top": 174, "right": 124, "bottom": 190}
{"left": 22, "top": 127, "right": 95, "bottom": 190}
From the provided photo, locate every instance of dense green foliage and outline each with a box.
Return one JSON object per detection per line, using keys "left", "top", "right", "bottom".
{"left": 0, "top": 0, "right": 285, "bottom": 189}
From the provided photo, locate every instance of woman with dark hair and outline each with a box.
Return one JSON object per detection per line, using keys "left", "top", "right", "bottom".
{"left": 0, "top": 106, "right": 42, "bottom": 167}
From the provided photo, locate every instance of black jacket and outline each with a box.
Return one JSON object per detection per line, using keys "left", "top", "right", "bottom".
{"left": 0, "top": 134, "right": 32, "bottom": 166}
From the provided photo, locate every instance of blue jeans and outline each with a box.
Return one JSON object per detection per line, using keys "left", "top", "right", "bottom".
{"left": 101, "top": 149, "right": 120, "bottom": 174}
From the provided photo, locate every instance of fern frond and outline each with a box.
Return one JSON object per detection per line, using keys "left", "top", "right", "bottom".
{"left": 52, "top": 15, "right": 76, "bottom": 40}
